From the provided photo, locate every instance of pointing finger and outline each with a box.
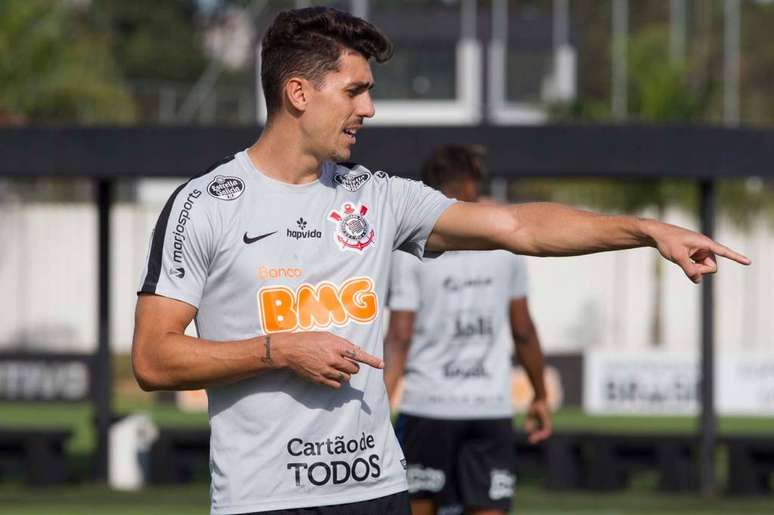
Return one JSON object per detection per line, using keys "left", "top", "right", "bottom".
{"left": 343, "top": 346, "right": 383, "bottom": 369}
{"left": 710, "top": 241, "right": 751, "bottom": 265}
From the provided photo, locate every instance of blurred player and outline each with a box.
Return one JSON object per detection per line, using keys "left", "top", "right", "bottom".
{"left": 132, "top": 6, "right": 749, "bottom": 515}
{"left": 385, "top": 145, "right": 551, "bottom": 515}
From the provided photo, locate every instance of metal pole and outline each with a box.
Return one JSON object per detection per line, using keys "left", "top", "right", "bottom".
{"left": 611, "top": 0, "right": 628, "bottom": 119}
{"left": 95, "top": 178, "right": 113, "bottom": 481}
{"left": 554, "top": 0, "right": 570, "bottom": 50}
{"left": 724, "top": 0, "right": 740, "bottom": 126}
{"left": 670, "top": 0, "right": 687, "bottom": 63}
{"left": 699, "top": 179, "right": 716, "bottom": 496}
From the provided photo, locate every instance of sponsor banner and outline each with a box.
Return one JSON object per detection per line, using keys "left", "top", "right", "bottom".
{"left": 584, "top": 350, "right": 774, "bottom": 416}
{"left": 584, "top": 351, "right": 699, "bottom": 415}
{"left": 717, "top": 353, "right": 774, "bottom": 415}
{"left": 0, "top": 353, "right": 94, "bottom": 402}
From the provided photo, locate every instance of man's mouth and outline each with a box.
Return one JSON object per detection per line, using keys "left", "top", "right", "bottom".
{"left": 342, "top": 127, "right": 359, "bottom": 143}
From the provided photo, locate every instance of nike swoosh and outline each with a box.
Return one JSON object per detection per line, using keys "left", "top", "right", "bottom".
{"left": 243, "top": 231, "right": 277, "bottom": 244}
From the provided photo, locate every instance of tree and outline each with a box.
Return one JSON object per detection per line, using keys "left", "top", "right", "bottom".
{"left": 0, "top": 0, "right": 135, "bottom": 124}
{"left": 90, "top": 0, "right": 208, "bottom": 82}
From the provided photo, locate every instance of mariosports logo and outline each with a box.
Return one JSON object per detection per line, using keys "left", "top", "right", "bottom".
{"left": 286, "top": 217, "right": 322, "bottom": 240}
{"left": 328, "top": 203, "right": 375, "bottom": 252}
{"left": 171, "top": 189, "right": 202, "bottom": 265}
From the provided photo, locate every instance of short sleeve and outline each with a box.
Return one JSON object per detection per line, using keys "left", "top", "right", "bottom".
{"left": 510, "top": 253, "right": 529, "bottom": 300}
{"left": 387, "top": 250, "right": 421, "bottom": 312}
{"left": 387, "top": 176, "right": 456, "bottom": 259}
{"left": 137, "top": 182, "right": 215, "bottom": 309}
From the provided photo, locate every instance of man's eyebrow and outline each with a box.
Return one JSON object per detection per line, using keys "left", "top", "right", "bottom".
{"left": 348, "top": 81, "right": 374, "bottom": 92}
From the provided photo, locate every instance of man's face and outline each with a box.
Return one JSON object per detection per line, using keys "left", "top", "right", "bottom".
{"left": 301, "top": 50, "right": 375, "bottom": 162}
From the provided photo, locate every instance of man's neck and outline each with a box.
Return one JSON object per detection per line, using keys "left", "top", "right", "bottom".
{"left": 247, "top": 119, "right": 324, "bottom": 185}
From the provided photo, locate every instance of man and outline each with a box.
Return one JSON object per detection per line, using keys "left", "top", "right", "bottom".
{"left": 132, "top": 6, "right": 749, "bottom": 515}
{"left": 385, "top": 145, "right": 551, "bottom": 515}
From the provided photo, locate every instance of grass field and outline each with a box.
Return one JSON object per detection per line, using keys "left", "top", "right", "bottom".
{"left": 5, "top": 401, "right": 774, "bottom": 455}
{"left": 3, "top": 400, "right": 774, "bottom": 514}
{"left": 2, "top": 482, "right": 774, "bottom": 515}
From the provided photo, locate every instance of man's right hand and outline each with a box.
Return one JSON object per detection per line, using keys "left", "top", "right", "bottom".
{"left": 274, "top": 331, "right": 383, "bottom": 389}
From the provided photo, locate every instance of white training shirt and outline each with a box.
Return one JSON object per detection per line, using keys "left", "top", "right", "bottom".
{"left": 138, "top": 151, "right": 455, "bottom": 514}
{"left": 388, "top": 249, "right": 528, "bottom": 419}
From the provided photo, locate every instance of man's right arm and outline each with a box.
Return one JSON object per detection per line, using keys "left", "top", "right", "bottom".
{"left": 132, "top": 294, "right": 381, "bottom": 391}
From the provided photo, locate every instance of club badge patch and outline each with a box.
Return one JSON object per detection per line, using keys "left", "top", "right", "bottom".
{"left": 328, "top": 203, "right": 376, "bottom": 252}
{"left": 207, "top": 175, "right": 245, "bottom": 200}
{"left": 333, "top": 170, "right": 371, "bottom": 192}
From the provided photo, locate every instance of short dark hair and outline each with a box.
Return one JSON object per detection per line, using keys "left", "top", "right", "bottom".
{"left": 421, "top": 144, "right": 488, "bottom": 189}
{"left": 260, "top": 7, "right": 393, "bottom": 116}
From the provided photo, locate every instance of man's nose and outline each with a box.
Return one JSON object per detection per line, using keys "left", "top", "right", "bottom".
{"left": 358, "top": 92, "right": 375, "bottom": 118}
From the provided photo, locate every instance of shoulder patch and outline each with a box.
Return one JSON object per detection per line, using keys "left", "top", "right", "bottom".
{"left": 333, "top": 169, "right": 372, "bottom": 192}
{"left": 207, "top": 175, "right": 245, "bottom": 201}
{"left": 373, "top": 170, "right": 389, "bottom": 180}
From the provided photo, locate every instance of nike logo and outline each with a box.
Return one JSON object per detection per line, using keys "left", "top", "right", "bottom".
{"left": 243, "top": 231, "right": 277, "bottom": 244}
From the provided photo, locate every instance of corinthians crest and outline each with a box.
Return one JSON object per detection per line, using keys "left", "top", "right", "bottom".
{"left": 328, "top": 202, "right": 376, "bottom": 252}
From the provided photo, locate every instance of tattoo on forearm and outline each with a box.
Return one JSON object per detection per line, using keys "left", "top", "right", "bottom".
{"left": 261, "top": 335, "right": 272, "bottom": 365}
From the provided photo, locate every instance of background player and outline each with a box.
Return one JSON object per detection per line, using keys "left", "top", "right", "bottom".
{"left": 385, "top": 145, "right": 551, "bottom": 515}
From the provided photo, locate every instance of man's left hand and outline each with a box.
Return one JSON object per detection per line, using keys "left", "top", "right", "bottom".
{"left": 646, "top": 220, "right": 751, "bottom": 283}
{"left": 524, "top": 398, "right": 552, "bottom": 444}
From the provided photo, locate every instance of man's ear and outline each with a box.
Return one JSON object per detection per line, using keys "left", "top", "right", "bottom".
{"left": 285, "top": 77, "right": 309, "bottom": 112}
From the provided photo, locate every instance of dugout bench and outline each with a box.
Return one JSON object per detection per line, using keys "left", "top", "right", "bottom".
{"left": 514, "top": 431, "right": 700, "bottom": 492}
{"left": 149, "top": 427, "right": 210, "bottom": 483}
{"left": 0, "top": 428, "right": 72, "bottom": 485}
{"left": 723, "top": 435, "right": 774, "bottom": 495}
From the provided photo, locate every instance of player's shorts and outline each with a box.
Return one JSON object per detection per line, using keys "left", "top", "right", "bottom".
{"left": 250, "top": 491, "right": 410, "bottom": 514}
{"left": 394, "top": 414, "right": 516, "bottom": 512}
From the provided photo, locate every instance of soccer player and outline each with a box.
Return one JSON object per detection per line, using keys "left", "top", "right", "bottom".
{"left": 131, "top": 7, "right": 749, "bottom": 515}
{"left": 385, "top": 145, "right": 551, "bottom": 515}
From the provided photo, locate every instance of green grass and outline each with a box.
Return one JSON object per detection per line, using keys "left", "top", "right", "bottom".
{"left": 4, "top": 402, "right": 774, "bottom": 457}
{"left": 1, "top": 483, "right": 773, "bottom": 515}
{"left": 1, "top": 401, "right": 207, "bottom": 455}
{"left": 0, "top": 483, "right": 209, "bottom": 515}
{"left": 512, "top": 485, "right": 774, "bottom": 514}
{"left": 546, "top": 407, "right": 774, "bottom": 435}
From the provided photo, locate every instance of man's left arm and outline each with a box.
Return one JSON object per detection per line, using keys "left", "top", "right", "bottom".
{"left": 510, "top": 296, "right": 552, "bottom": 444}
{"left": 426, "top": 201, "right": 750, "bottom": 283}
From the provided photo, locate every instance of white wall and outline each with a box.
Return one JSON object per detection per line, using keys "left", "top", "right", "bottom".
{"left": 0, "top": 199, "right": 770, "bottom": 354}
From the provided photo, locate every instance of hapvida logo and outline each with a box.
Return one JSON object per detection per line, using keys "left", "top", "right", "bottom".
{"left": 286, "top": 217, "right": 322, "bottom": 239}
